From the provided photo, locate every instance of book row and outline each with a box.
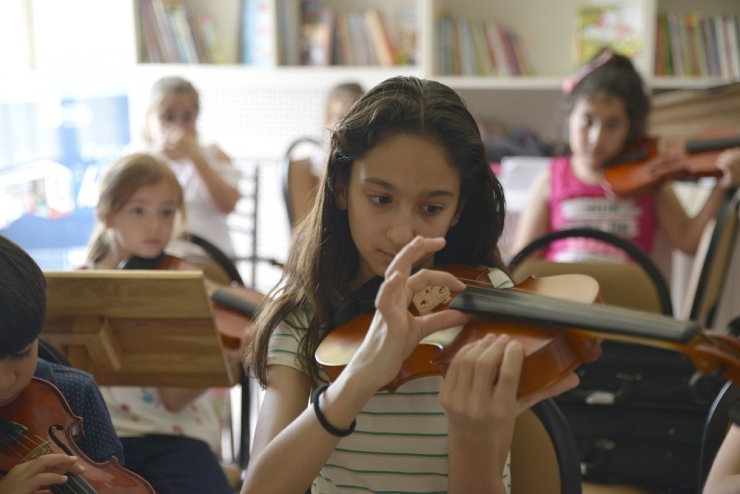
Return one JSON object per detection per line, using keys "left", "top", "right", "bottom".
{"left": 656, "top": 12, "right": 740, "bottom": 79}
{"left": 138, "top": 0, "right": 225, "bottom": 64}
{"left": 436, "top": 17, "right": 533, "bottom": 77}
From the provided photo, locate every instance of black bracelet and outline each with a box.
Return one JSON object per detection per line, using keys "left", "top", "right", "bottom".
{"left": 312, "top": 385, "right": 356, "bottom": 437}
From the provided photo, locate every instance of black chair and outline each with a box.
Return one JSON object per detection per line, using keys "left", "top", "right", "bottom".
{"left": 682, "top": 190, "right": 739, "bottom": 328}
{"left": 698, "top": 381, "right": 740, "bottom": 491}
{"left": 508, "top": 227, "right": 673, "bottom": 316}
{"left": 509, "top": 228, "right": 718, "bottom": 491}
{"left": 510, "top": 399, "right": 582, "bottom": 494}
{"left": 280, "top": 136, "right": 321, "bottom": 229}
{"left": 183, "top": 232, "right": 245, "bottom": 286}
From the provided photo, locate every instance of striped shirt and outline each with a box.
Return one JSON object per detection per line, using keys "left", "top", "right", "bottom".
{"left": 267, "top": 268, "right": 513, "bottom": 493}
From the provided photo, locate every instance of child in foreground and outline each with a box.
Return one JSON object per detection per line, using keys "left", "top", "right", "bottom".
{"left": 242, "top": 75, "right": 578, "bottom": 494}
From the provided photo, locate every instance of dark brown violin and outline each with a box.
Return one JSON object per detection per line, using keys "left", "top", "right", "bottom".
{"left": 0, "top": 377, "right": 154, "bottom": 493}
{"left": 316, "top": 265, "right": 740, "bottom": 397}
{"left": 602, "top": 132, "right": 740, "bottom": 198}
{"left": 120, "top": 253, "right": 263, "bottom": 352}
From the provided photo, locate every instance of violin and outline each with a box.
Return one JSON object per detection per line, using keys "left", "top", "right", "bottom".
{"left": 316, "top": 265, "right": 740, "bottom": 397}
{"left": 119, "top": 253, "right": 263, "bottom": 352}
{"left": 602, "top": 132, "right": 740, "bottom": 198}
{"left": 0, "top": 377, "right": 155, "bottom": 493}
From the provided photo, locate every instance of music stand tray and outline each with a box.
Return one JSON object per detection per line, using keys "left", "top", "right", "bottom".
{"left": 42, "top": 269, "right": 235, "bottom": 387}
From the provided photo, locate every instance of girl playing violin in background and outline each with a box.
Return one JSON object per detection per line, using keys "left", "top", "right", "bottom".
{"left": 512, "top": 48, "right": 740, "bottom": 262}
{"left": 242, "top": 76, "right": 578, "bottom": 494}
{"left": 0, "top": 235, "right": 125, "bottom": 494}
{"left": 86, "top": 153, "right": 234, "bottom": 494}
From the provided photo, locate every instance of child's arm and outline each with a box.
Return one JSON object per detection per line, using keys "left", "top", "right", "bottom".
{"left": 157, "top": 387, "right": 209, "bottom": 412}
{"left": 704, "top": 424, "right": 740, "bottom": 493}
{"left": 164, "top": 129, "right": 241, "bottom": 214}
{"left": 0, "top": 454, "right": 85, "bottom": 494}
{"left": 510, "top": 168, "right": 552, "bottom": 258}
{"left": 656, "top": 148, "right": 740, "bottom": 255}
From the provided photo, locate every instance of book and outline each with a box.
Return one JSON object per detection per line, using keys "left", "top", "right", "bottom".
{"left": 241, "top": 0, "right": 275, "bottom": 65}
{"left": 484, "top": 22, "right": 512, "bottom": 76}
{"left": 667, "top": 12, "right": 686, "bottom": 76}
{"left": 364, "top": 8, "right": 394, "bottom": 67}
{"left": 470, "top": 21, "right": 495, "bottom": 76}
{"left": 396, "top": 5, "right": 417, "bottom": 65}
{"left": 276, "top": 0, "right": 300, "bottom": 65}
{"left": 714, "top": 15, "right": 730, "bottom": 79}
{"left": 572, "top": 3, "right": 644, "bottom": 71}
{"left": 300, "top": 1, "right": 333, "bottom": 65}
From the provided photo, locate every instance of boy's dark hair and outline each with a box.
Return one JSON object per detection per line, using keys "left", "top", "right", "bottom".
{"left": 0, "top": 235, "right": 47, "bottom": 358}
{"left": 565, "top": 49, "right": 651, "bottom": 142}
{"left": 248, "top": 76, "right": 507, "bottom": 386}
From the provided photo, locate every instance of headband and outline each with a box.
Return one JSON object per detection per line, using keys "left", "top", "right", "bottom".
{"left": 562, "top": 49, "right": 615, "bottom": 94}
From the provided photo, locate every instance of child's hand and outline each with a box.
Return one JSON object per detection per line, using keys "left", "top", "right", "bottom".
{"left": 344, "top": 236, "right": 469, "bottom": 392}
{"left": 0, "top": 454, "right": 85, "bottom": 494}
{"left": 159, "top": 126, "right": 200, "bottom": 160}
{"left": 716, "top": 147, "right": 740, "bottom": 190}
{"left": 439, "top": 334, "right": 579, "bottom": 438}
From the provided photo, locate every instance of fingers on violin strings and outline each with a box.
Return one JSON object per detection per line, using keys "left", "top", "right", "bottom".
{"left": 448, "top": 334, "right": 507, "bottom": 397}
{"left": 491, "top": 339, "right": 525, "bottom": 403}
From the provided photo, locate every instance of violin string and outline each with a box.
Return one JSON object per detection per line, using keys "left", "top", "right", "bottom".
{"left": 14, "top": 430, "right": 98, "bottom": 494}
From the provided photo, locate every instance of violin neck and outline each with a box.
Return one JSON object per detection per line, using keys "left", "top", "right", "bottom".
{"left": 211, "top": 288, "right": 258, "bottom": 316}
{"left": 451, "top": 285, "right": 700, "bottom": 343}
{"left": 685, "top": 136, "right": 740, "bottom": 154}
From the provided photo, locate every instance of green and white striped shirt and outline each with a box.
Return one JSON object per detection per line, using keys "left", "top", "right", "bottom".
{"left": 267, "top": 268, "right": 514, "bottom": 494}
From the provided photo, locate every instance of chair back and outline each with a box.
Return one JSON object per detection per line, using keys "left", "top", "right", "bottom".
{"left": 510, "top": 399, "right": 582, "bottom": 494}
{"left": 280, "top": 136, "right": 321, "bottom": 229}
{"left": 514, "top": 260, "right": 663, "bottom": 314}
{"left": 179, "top": 232, "right": 244, "bottom": 285}
{"left": 698, "top": 381, "right": 740, "bottom": 490}
{"left": 682, "top": 190, "right": 740, "bottom": 327}
{"left": 508, "top": 228, "right": 673, "bottom": 316}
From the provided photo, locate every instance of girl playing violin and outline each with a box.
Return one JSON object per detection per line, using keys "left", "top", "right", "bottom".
{"left": 86, "top": 153, "right": 234, "bottom": 494}
{"left": 0, "top": 235, "right": 124, "bottom": 494}
{"left": 242, "top": 76, "right": 579, "bottom": 494}
{"left": 512, "top": 48, "right": 740, "bottom": 262}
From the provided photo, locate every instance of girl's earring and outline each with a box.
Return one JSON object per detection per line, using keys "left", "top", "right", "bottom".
{"left": 451, "top": 217, "right": 459, "bottom": 227}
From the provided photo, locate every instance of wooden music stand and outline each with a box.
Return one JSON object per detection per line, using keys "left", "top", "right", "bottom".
{"left": 42, "top": 269, "right": 236, "bottom": 387}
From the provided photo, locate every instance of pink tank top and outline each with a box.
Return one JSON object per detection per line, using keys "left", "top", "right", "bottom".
{"left": 546, "top": 156, "right": 656, "bottom": 262}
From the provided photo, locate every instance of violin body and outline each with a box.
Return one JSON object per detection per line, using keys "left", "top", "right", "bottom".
{"left": 0, "top": 377, "right": 154, "bottom": 493}
{"left": 317, "top": 266, "right": 604, "bottom": 397}
{"left": 602, "top": 132, "right": 740, "bottom": 198}
{"left": 317, "top": 264, "right": 740, "bottom": 398}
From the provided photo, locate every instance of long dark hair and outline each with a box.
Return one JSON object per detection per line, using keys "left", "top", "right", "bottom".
{"left": 248, "top": 76, "right": 507, "bottom": 387}
{"left": 0, "top": 235, "right": 47, "bottom": 358}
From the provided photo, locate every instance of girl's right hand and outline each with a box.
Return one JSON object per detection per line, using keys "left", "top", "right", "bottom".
{"left": 159, "top": 126, "right": 200, "bottom": 160}
{"left": 0, "top": 454, "right": 85, "bottom": 494}
{"left": 343, "top": 236, "right": 470, "bottom": 392}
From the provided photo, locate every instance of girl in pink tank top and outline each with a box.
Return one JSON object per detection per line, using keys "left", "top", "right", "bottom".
{"left": 512, "top": 49, "right": 740, "bottom": 263}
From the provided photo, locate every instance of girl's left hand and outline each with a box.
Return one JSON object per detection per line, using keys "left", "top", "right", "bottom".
{"left": 343, "top": 236, "right": 470, "bottom": 393}
{"left": 440, "top": 334, "right": 579, "bottom": 437}
{"left": 716, "top": 147, "right": 740, "bottom": 190}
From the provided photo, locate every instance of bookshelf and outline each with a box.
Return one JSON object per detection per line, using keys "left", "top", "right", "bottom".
{"left": 8, "top": 0, "right": 740, "bottom": 144}
{"left": 125, "top": 0, "right": 740, "bottom": 87}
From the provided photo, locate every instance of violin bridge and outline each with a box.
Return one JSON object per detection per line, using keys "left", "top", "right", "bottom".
{"left": 413, "top": 286, "right": 452, "bottom": 315}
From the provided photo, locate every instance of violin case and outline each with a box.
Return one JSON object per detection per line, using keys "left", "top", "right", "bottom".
{"left": 554, "top": 340, "right": 723, "bottom": 492}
